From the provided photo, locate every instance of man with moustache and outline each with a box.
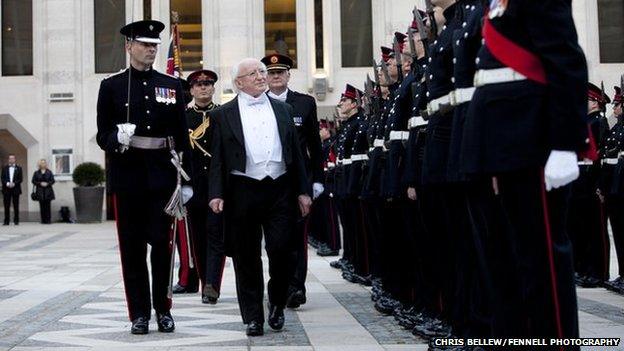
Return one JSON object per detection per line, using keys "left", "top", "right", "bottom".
{"left": 208, "top": 58, "right": 311, "bottom": 336}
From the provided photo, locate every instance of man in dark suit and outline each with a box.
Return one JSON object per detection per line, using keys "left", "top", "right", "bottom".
{"left": 2, "top": 154, "right": 22, "bottom": 225}
{"left": 96, "top": 20, "right": 192, "bottom": 335}
{"left": 261, "top": 53, "right": 324, "bottom": 309}
{"left": 208, "top": 58, "right": 311, "bottom": 336}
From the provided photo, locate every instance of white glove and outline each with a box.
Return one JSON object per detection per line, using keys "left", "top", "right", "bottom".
{"left": 544, "top": 150, "right": 579, "bottom": 191}
{"left": 182, "top": 185, "right": 194, "bottom": 205}
{"left": 312, "top": 182, "right": 325, "bottom": 200}
{"left": 116, "top": 123, "right": 136, "bottom": 146}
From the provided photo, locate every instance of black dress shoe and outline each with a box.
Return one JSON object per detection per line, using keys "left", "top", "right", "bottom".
{"left": 130, "top": 316, "right": 149, "bottom": 334}
{"left": 246, "top": 320, "right": 264, "bottom": 336}
{"left": 317, "top": 245, "right": 340, "bottom": 257}
{"left": 286, "top": 289, "right": 306, "bottom": 309}
{"left": 156, "top": 311, "right": 175, "bottom": 332}
{"left": 330, "top": 260, "right": 343, "bottom": 269}
{"left": 604, "top": 276, "right": 623, "bottom": 292}
{"left": 172, "top": 283, "right": 198, "bottom": 294}
{"left": 579, "top": 276, "right": 603, "bottom": 288}
{"left": 202, "top": 283, "right": 219, "bottom": 304}
{"left": 267, "top": 303, "right": 285, "bottom": 330}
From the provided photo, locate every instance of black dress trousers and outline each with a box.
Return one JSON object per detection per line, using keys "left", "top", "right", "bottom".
{"left": 226, "top": 175, "right": 297, "bottom": 324}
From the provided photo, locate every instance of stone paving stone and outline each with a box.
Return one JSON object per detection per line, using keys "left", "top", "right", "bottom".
{"left": 332, "top": 292, "right": 423, "bottom": 345}
{"left": 1, "top": 223, "right": 623, "bottom": 350}
{"left": 0, "top": 288, "right": 23, "bottom": 301}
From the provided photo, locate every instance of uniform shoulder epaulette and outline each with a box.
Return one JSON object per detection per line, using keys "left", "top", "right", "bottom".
{"left": 103, "top": 68, "right": 127, "bottom": 80}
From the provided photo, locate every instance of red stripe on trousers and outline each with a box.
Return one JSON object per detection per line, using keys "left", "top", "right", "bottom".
{"left": 177, "top": 218, "right": 191, "bottom": 286}
{"left": 112, "top": 194, "right": 134, "bottom": 321}
{"left": 539, "top": 172, "right": 564, "bottom": 344}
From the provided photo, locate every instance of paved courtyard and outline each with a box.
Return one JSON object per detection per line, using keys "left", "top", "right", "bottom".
{"left": 0, "top": 222, "right": 623, "bottom": 351}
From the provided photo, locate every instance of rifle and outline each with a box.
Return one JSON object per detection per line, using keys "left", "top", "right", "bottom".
{"left": 601, "top": 81, "right": 607, "bottom": 119}
{"left": 413, "top": 7, "right": 430, "bottom": 59}
{"left": 379, "top": 60, "right": 392, "bottom": 87}
{"left": 393, "top": 36, "right": 404, "bottom": 83}
{"left": 425, "top": 0, "right": 438, "bottom": 40}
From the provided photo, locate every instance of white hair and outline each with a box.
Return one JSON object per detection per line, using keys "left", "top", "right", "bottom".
{"left": 230, "top": 58, "right": 267, "bottom": 93}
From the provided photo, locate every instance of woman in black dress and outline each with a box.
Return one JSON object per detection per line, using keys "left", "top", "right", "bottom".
{"left": 32, "top": 159, "right": 55, "bottom": 224}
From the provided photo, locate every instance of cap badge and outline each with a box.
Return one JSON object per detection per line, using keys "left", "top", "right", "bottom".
{"left": 270, "top": 56, "right": 279, "bottom": 64}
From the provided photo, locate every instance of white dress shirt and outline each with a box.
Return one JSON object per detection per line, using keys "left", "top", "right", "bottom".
{"left": 267, "top": 89, "right": 289, "bottom": 103}
{"left": 8, "top": 165, "right": 15, "bottom": 186}
{"left": 231, "top": 92, "right": 286, "bottom": 181}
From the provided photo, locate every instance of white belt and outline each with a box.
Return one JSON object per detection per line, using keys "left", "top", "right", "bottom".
{"left": 351, "top": 154, "right": 369, "bottom": 162}
{"left": 602, "top": 158, "right": 619, "bottom": 165}
{"left": 389, "top": 131, "right": 410, "bottom": 141}
{"left": 427, "top": 93, "right": 452, "bottom": 115}
{"left": 327, "top": 162, "right": 336, "bottom": 168}
{"left": 373, "top": 139, "right": 385, "bottom": 148}
{"left": 342, "top": 158, "right": 353, "bottom": 165}
{"left": 578, "top": 160, "right": 594, "bottom": 166}
{"left": 408, "top": 116, "right": 428, "bottom": 129}
{"left": 473, "top": 68, "right": 527, "bottom": 87}
{"left": 450, "top": 87, "right": 476, "bottom": 106}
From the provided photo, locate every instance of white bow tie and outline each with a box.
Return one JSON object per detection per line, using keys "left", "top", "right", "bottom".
{"left": 247, "top": 98, "right": 265, "bottom": 106}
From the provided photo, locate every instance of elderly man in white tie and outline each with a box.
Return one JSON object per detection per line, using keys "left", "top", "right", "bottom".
{"left": 208, "top": 58, "right": 312, "bottom": 336}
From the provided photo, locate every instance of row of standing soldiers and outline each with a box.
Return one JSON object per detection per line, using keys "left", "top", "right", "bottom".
{"left": 311, "top": 1, "right": 624, "bottom": 350}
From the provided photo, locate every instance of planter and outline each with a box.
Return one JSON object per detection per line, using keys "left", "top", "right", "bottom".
{"left": 73, "top": 186, "right": 104, "bottom": 223}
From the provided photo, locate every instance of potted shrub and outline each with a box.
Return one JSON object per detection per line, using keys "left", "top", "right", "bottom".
{"left": 72, "top": 162, "right": 105, "bottom": 223}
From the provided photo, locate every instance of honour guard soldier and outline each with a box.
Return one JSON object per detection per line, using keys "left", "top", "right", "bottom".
{"left": 314, "top": 120, "right": 341, "bottom": 257}
{"left": 333, "top": 84, "right": 367, "bottom": 284}
{"left": 415, "top": 0, "right": 461, "bottom": 340}
{"left": 569, "top": 83, "right": 610, "bottom": 288}
{"left": 602, "top": 85, "right": 624, "bottom": 294}
{"left": 96, "top": 20, "right": 193, "bottom": 334}
{"left": 261, "top": 53, "right": 324, "bottom": 309}
{"left": 176, "top": 69, "right": 226, "bottom": 304}
{"left": 460, "top": 0, "right": 589, "bottom": 343}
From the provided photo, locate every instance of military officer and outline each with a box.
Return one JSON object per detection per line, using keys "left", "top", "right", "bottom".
{"left": 175, "top": 69, "right": 226, "bottom": 304}
{"left": 314, "top": 120, "right": 341, "bottom": 257}
{"left": 96, "top": 20, "right": 192, "bottom": 334}
{"left": 414, "top": 0, "right": 461, "bottom": 340}
{"left": 260, "top": 53, "right": 324, "bottom": 309}
{"left": 602, "top": 85, "right": 624, "bottom": 294}
{"left": 460, "top": 0, "right": 589, "bottom": 343}
{"left": 569, "top": 83, "right": 611, "bottom": 288}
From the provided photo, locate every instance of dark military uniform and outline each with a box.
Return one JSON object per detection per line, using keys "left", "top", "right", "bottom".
{"left": 283, "top": 90, "right": 323, "bottom": 305}
{"left": 334, "top": 109, "right": 364, "bottom": 281}
{"left": 312, "top": 135, "right": 341, "bottom": 253}
{"left": 460, "top": 0, "right": 588, "bottom": 342}
{"left": 379, "top": 68, "right": 421, "bottom": 311}
{"left": 568, "top": 109, "right": 610, "bottom": 287}
{"left": 184, "top": 101, "right": 227, "bottom": 301}
{"left": 418, "top": 4, "right": 462, "bottom": 333}
{"left": 446, "top": 0, "right": 494, "bottom": 339}
{"left": 601, "top": 113, "right": 624, "bottom": 293}
{"left": 96, "top": 65, "right": 191, "bottom": 322}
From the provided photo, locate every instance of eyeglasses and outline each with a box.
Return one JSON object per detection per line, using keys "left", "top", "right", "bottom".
{"left": 192, "top": 80, "right": 214, "bottom": 87}
{"left": 237, "top": 68, "right": 268, "bottom": 79}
